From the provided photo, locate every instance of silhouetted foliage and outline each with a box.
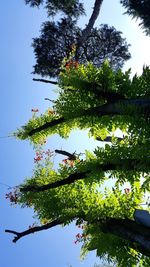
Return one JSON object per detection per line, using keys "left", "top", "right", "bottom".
{"left": 25, "top": 0, "right": 85, "bottom": 18}
{"left": 120, "top": 0, "right": 150, "bottom": 35}
{"left": 32, "top": 18, "right": 130, "bottom": 77}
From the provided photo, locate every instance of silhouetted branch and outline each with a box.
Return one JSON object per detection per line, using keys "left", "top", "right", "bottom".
{"left": 28, "top": 117, "right": 65, "bottom": 136}
{"left": 96, "top": 136, "right": 123, "bottom": 142}
{"left": 81, "top": 0, "right": 104, "bottom": 40}
{"left": 33, "top": 78, "right": 58, "bottom": 84}
{"left": 27, "top": 99, "right": 150, "bottom": 137}
{"left": 20, "top": 171, "right": 89, "bottom": 192}
{"left": 5, "top": 219, "right": 62, "bottom": 243}
{"left": 44, "top": 98, "right": 56, "bottom": 103}
{"left": 55, "top": 149, "right": 77, "bottom": 160}
{"left": 20, "top": 158, "right": 147, "bottom": 193}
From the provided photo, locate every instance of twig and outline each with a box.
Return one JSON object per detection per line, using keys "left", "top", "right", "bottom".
{"left": 5, "top": 219, "right": 62, "bottom": 243}
{"left": 33, "top": 78, "right": 58, "bottom": 85}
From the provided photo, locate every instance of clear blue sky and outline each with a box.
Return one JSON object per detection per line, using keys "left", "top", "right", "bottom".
{"left": 1, "top": 1, "right": 150, "bottom": 267}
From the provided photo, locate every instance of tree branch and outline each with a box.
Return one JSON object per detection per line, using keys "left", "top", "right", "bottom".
{"left": 33, "top": 78, "right": 58, "bottom": 85}
{"left": 55, "top": 149, "right": 77, "bottom": 160}
{"left": 27, "top": 98, "right": 150, "bottom": 137}
{"left": 5, "top": 219, "right": 62, "bottom": 243}
{"left": 44, "top": 98, "right": 56, "bottom": 103}
{"left": 20, "top": 171, "right": 89, "bottom": 192}
{"left": 81, "top": 0, "right": 104, "bottom": 40}
{"left": 96, "top": 136, "right": 123, "bottom": 142}
{"left": 28, "top": 117, "right": 65, "bottom": 136}
{"left": 20, "top": 158, "right": 147, "bottom": 193}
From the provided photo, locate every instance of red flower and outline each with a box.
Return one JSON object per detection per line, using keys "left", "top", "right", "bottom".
{"left": 34, "top": 156, "right": 42, "bottom": 163}
{"left": 65, "top": 60, "right": 78, "bottom": 70}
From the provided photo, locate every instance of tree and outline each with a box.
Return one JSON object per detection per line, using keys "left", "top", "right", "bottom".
{"left": 120, "top": 0, "right": 150, "bottom": 35}
{"left": 6, "top": 1, "right": 150, "bottom": 266}
{"left": 32, "top": 19, "right": 130, "bottom": 78}
{"left": 25, "top": 0, "right": 85, "bottom": 18}
{"left": 6, "top": 62, "right": 150, "bottom": 266}
{"left": 24, "top": 0, "right": 130, "bottom": 78}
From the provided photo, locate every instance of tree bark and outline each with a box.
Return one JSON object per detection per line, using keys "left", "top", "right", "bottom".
{"left": 101, "top": 217, "right": 150, "bottom": 256}
{"left": 80, "top": 0, "right": 104, "bottom": 41}
{"left": 75, "top": 0, "right": 104, "bottom": 59}
{"left": 20, "top": 171, "right": 89, "bottom": 192}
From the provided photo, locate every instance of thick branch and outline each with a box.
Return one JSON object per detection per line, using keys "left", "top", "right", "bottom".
{"left": 20, "top": 159, "right": 147, "bottom": 193}
{"left": 20, "top": 171, "right": 89, "bottom": 192}
{"left": 81, "top": 0, "right": 104, "bottom": 41}
{"left": 28, "top": 117, "right": 65, "bottom": 136}
{"left": 101, "top": 217, "right": 150, "bottom": 256}
{"left": 28, "top": 98, "right": 150, "bottom": 137}
{"left": 96, "top": 136, "right": 123, "bottom": 142}
{"left": 33, "top": 78, "right": 58, "bottom": 85}
{"left": 5, "top": 219, "right": 62, "bottom": 243}
{"left": 55, "top": 149, "right": 77, "bottom": 160}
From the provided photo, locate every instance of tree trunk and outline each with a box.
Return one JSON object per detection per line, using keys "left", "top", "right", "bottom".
{"left": 101, "top": 218, "right": 150, "bottom": 256}
{"left": 80, "top": 0, "right": 104, "bottom": 41}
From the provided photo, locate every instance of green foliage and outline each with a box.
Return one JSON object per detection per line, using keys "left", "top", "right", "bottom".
{"left": 17, "top": 150, "right": 144, "bottom": 222}
{"left": 9, "top": 1, "right": 150, "bottom": 265}
{"left": 12, "top": 148, "right": 147, "bottom": 266}
{"left": 10, "top": 62, "right": 150, "bottom": 265}
{"left": 15, "top": 62, "right": 150, "bottom": 145}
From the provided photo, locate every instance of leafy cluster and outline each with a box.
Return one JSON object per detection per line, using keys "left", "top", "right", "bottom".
{"left": 25, "top": 0, "right": 85, "bottom": 18}
{"left": 8, "top": 147, "right": 148, "bottom": 266}
{"left": 120, "top": 0, "right": 150, "bottom": 35}
{"left": 15, "top": 62, "right": 150, "bottom": 144}
{"left": 32, "top": 20, "right": 130, "bottom": 77}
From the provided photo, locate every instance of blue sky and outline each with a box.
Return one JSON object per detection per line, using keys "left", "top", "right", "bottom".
{"left": 1, "top": 1, "right": 150, "bottom": 267}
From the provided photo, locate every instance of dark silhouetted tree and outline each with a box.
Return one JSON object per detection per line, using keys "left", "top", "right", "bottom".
{"left": 120, "top": 0, "right": 150, "bottom": 35}
{"left": 25, "top": 0, "right": 85, "bottom": 18}
{"left": 32, "top": 19, "right": 130, "bottom": 77}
